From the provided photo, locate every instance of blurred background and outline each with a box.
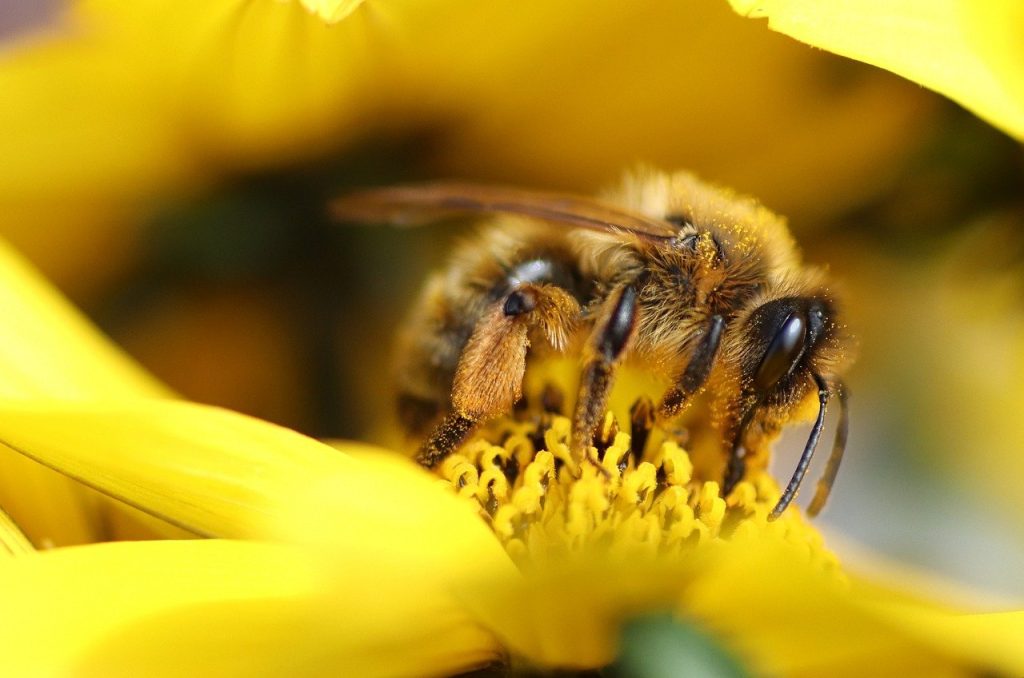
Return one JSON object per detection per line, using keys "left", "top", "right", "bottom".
{"left": 1, "top": 1, "right": 1022, "bottom": 600}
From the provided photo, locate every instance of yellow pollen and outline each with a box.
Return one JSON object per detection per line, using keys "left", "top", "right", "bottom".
{"left": 436, "top": 398, "right": 841, "bottom": 573}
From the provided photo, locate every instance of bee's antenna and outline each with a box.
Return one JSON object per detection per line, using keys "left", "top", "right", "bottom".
{"left": 768, "top": 373, "right": 829, "bottom": 521}
{"left": 806, "top": 379, "right": 848, "bottom": 517}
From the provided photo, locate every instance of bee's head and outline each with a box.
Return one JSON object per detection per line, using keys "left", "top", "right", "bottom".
{"left": 741, "top": 295, "right": 844, "bottom": 408}
{"left": 722, "top": 283, "right": 853, "bottom": 520}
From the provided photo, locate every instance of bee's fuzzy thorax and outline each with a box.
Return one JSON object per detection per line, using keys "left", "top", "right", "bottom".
{"left": 371, "top": 167, "right": 853, "bottom": 515}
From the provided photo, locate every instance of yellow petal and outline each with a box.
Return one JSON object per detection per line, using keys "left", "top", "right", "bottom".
{"left": 0, "top": 237, "right": 175, "bottom": 545}
{"left": 1, "top": 0, "right": 368, "bottom": 288}
{"left": 268, "top": 448, "right": 519, "bottom": 586}
{"left": 0, "top": 506, "right": 33, "bottom": 557}
{"left": 0, "top": 449, "right": 101, "bottom": 547}
{"left": 0, "top": 400, "right": 354, "bottom": 538}
{"left": 0, "top": 237, "right": 167, "bottom": 400}
{"left": 683, "top": 538, "right": 1024, "bottom": 677}
{"left": 462, "top": 557, "right": 696, "bottom": 667}
{"left": 0, "top": 26, "right": 201, "bottom": 211}
{"left": 0, "top": 539, "right": 498, "bottom": 677}
{"left": 299, "top": 0, "right": 366, "bottom": 23}
{"left": 857, "top": 596, "right": 1024, "bottom": 676}
{"left": 459, "top": 529, "right": 1024, "bottom": 675}
{"left": 728, "top": 0, "right": 1024, "bottom": 140}
{"left": 265, "top": 449, "right": 533, "bottom": 670}
{"left": 73, "top": 0, "right": 368, "bottom": 168}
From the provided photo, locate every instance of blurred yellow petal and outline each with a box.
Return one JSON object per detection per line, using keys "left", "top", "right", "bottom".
{"left": 463, "top": 535, "right": 1024, "bottom": 674}
{"left": 0, "top": 0, "right": 366, "bottom": 197}
{"left": 400, "top": 0, "right": 933, "bottom": 224}
{"left": 0, "top": 0, "right": 936, "bottom": 281}
{"left": 0, "top": 239, "right": 168, "bottom": 400}
{"left": 0, "top": 400, "right": 353, "bottom": 538}
{"left": 0, "top": 0, "right": 368, "bottom": 291}
{"left": 858, "top": 597, "right": 1024, "bottom": 676}
{"left": 729, "top": 0, "right": 1024, "bottom": 140}
{"left": 72, "top": 0, "right": 370, "bottom": 169}
{"left": 462, "top": 558, "right": 698, "bottom": 667}
{"left": 299, "top": 0, "right": 366, "bottom": 24}
{"left": 0, "top": 507, "right": 33, "bottom": 557}
{"left": 683, "top": 539, "right": 1024, "bottom": 677}
{"left": 0, "top": 10, "right": 202, "bottom": 291}
{"left": 0, "top": 539, "right": 498, "bottom": 677}
{"left": 268, "top": 448, "right": 518, "bottom": 584}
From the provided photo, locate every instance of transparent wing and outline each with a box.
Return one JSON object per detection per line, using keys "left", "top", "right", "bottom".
{"left": 331, "top": 183, "right": 681, "bottom": 242}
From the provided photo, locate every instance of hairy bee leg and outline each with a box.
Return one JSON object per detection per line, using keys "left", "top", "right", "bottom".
{"left": 806, "top": 379, "right": 848, "bottom": 517}
{"left": 571, "top": 284, "right": 640, "bottom": 463}
{"left": 768, "top": 373, "right": 830, "bottom": 521}
{"left": 658, "top": 314, "right": 725, "bottom": 419}
{"left": 417, "top": 414, "right": 477, "bottom": 467}
{"left": 417, "top": 286, "right": 579, "bottom": 468}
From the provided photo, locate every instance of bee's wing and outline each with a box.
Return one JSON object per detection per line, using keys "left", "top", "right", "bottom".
{"left": 331, "top": 183, "right": 680, "bottom": 242}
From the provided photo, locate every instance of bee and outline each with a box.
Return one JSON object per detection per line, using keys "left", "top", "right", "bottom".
{"left": 334, "top": 168, "right": 851, "bottom": 519}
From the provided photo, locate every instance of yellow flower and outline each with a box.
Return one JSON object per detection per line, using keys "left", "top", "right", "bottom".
{"left": 0, "top": 236, "right": 1022, "bottom": 675}
{"left": 0, "top": 1, "right": 1021, "bottom": 674}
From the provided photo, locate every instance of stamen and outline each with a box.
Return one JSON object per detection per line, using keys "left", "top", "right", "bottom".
{"left": 435, "top": 397, "right": 840, "bottom": 571}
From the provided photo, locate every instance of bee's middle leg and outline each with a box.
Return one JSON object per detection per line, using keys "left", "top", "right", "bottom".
{"left": 658, "top": 314, "right": 725, "bottom": 419}
{"left": 571, "top": 284, "right": 640, "bottom": 463}
{"left": 418, "top": 285, "right": 579, "bottom": 467}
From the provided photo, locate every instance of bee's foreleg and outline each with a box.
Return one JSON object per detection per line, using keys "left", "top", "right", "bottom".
{"left": 571, "top": 284, "right": 640, "bottom": 464}
{"left": 658, "top": 314, "right": 725, "bottom": 419}
{"left": 417, "top": 285, "right": 579, "bottom": 467}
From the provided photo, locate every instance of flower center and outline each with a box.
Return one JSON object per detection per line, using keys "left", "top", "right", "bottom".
{"left": 435, "top": 388, "right": 839, "bottom": 571}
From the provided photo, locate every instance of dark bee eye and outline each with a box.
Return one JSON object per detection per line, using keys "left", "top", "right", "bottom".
{"left": 753, "top": 312, "right": 807, "bottom": 392}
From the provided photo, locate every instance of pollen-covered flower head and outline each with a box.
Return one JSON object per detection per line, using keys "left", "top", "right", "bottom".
{"left": 437, "top": 388, "right": 839, "bottom": 575}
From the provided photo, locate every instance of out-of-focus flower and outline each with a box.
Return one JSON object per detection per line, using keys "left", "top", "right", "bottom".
{"left": 0, "top": 236, "right": 1022, "bottom": 675}
{"left": 0, "top": 0, "right": 937, "bottom": 292}
{"left": 729, "top": 0, "right": 1024, "bottom": 140}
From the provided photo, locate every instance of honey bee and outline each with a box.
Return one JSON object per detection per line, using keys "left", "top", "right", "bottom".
{"left": 334, "top": 168, "right": 851, "bottom": 519}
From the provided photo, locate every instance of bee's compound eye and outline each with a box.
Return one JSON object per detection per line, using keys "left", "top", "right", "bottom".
{"left": 754, "top": 312, "right": 807, "bottom": 392}
{"left": 504, "top": 289, "right": 537, "bottom": 316}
